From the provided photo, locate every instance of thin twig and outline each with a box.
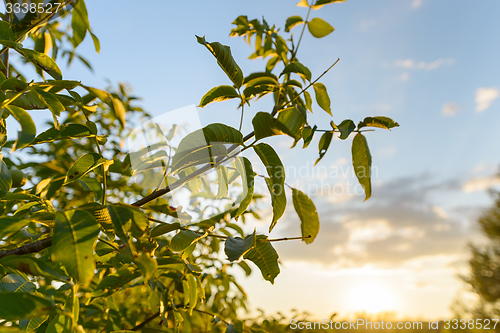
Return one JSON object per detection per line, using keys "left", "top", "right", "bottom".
{"left": 131, "top": 311, "right": 160, "bottom": 331}
{"left": 0, "top": 237, "right": 52, "bottom": 259}
{"left": 292, "top": 3, "right": 312, "bottom": 61}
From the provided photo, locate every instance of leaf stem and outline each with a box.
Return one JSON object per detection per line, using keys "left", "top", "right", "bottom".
{"left": 292, "top": 3, "right": 313, "bottom": 61}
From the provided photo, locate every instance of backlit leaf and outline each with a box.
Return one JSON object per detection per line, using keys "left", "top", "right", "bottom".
{"left": 5, "top": 105, "right": 36, "bottom": 151}
{"left": 338, "top": 119, "right": 355, "bottom": 140}
{"left": 199, "top": 85, "right": 239, "bottom": 107}
{"left": 312, "top": 0, "right": 346, "bottom": 9}
{"left": 244, "top": 235, "right": 280, "bottom": 284}
{"left": 0, "top": 292, "right": 53, "bottom": 320}
{"left": 357, "top": 116, "right": 399, "bottom": 130}
{"left": 280, "top": 61, "right": 312, "bottom": 82}
{"left": 352, "top": 133, "right": 372, "bottom": 201}
{"left": 313, "top": 82, "right": 331, "bottom": 115}
{"left": 285, "top": 16, "right": 304, "bottom": 32}
{"left": 17, "top": 48, "right": 62, "bottom": 80}
{"left": 233, "top": 157, "right": 254, "bottom": 219}
{"left": 170, "top": 230, "right": 206, "bottom": 252}
{"left": 292, "top": 188, "right": 320, "bottom": 244}
{"left": 196, "top": 36, "right": 244, "bottom": 88}
{"left": 315, "top": 131, "right": 333, "bottom": 165}
{"left": 307, "top": 18, "right": 334, "bottom": 38}
{"left": 64, "top": 153, "right": 110, "bottom": 184}
{"left": 51, "top": 210, "right": 99, "bottom": 287}
{"left": 225, "top": 231, "right": 256, "bottom": 261}
{"left": 0, "top": 158, "right": 12, "bottom": 198}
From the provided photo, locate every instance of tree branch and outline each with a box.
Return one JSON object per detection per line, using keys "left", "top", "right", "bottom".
{"left": 0, "top": 237, "right": 52, "bottom": 260}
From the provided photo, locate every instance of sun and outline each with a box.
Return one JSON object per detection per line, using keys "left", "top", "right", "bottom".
{"left": 346, "top": 280, "right": 397, "bottom": 314}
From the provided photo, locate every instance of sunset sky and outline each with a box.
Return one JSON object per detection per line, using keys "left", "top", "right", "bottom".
{"left": 5, "top": 0, "right": 500, "bottom": 321}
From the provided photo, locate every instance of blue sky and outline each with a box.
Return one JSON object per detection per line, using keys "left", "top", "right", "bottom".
{"left": 5, "top": 0, "right": 500, "bottom": 321}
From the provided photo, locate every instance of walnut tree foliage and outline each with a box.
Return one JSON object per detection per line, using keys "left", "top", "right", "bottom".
{"left": 0, "top": 0, "right": 398, "bottom": 332}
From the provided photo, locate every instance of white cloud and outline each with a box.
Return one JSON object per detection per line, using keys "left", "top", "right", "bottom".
{"left": 400, "top": 72, "right": 409, "bottom": 81}
{"left": 475, "top": 87, "right": 499, "bottom": 112}
{"left": 411, "top": 0, "right": 422, "bottom": 9}
{"left": 442, "top": 102, "right": 459, "bottom": 116}
{"left": 463, "top": 175, "right": 500, "bottom": 193}
{"left": 394, "top": 58, "right": 454, "bottom": 71}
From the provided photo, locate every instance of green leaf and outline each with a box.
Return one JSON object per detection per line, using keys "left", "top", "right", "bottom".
{"left": 216, "top": 165, "right": 229, "bottom": 199}
{"left": 171, "top": 123, "right": 242, "bottom": 173}
{"left": 252, "top": 112, "right": 294, "bottom": 140}
{"left": 338, "top": 119, "right": 356, "bottom": 140}
{"left": 265, "top": 176, "right": 287, "bottom": 232}
{"left": 254, "top": 143, "right": 286, "bottom": 230}
{"left": 0, "top": 77, "right": 28, "bottom": 91}
{"left": 26, "top": 316, "right": 49, "bottom": 332}
{"left": 307, "top": 18, "right": 335, "bottom": 38}
{"left": 297, "top": 0, "right": 310, "bottom": 7}
{"left": 46, "top": 313, "right": 71, "bottom": 333}
{"left": 280, "top": 61, "right": 312, "bottom": 82}
{"left": 285, "top": 16, "right": 304, "bottom": 32}
{"left": 134, "top": 254, "right": 157, "bottom": 280}
{"left": 34, "top": 80, "right": 80, "bottom": 89}
{"left": 29, "top": 124, "right": 93, "bottom": 146}
{"left": 352, "top": 133, "right": 372, "bottom": 201}
{"left": 292, "top": 189, "right": 320, "bottom": 244}
{"left": 196, "top": 36, "right": 244, "bottom": 88}
{"left": 276, "top": 106, "right": 307, "bottom": 140}
{"left": 312, "top": 0, "right": 346, "bottom": 9}
{"left": 170, "top": 230, "right": 206, "bottom": 252}
{"left": 183, "top": 274, "right": 198, "bottom": 315}
{"left": 244, "top": 235, "right": 280, "bottom": 284}
{"left": 199, "top": 85, "right": 239, "bottom": 107}
{"left": 5, "top": 105, "right": 36, "bottom": 151}
{"left": 358, "top": 116, "right": 400, "bottom": 130}
{"left": 315, "top": 131, "right": 333, "bottom": 165}
{"left": 253, "top": 143, "right": 285, "bottom": 188}
{"left": 64, "top": 153, "right": 110, "bottom": 184}
{"left": 0, "top": 292, "right": 53, "bottom": 320}
{"left": 304, "top": 90, "right": 313, "bottom": 112}
{"left": 32, "top": 88, "right": 65, "bottom": 116}
{"left": 0, "top": 216, "right": 28, "bottom": 238}
{"left": 51, "top": 210, "right": 100, "bottom": 287}
{"left": 90, "top": 31, "right": 100, "bottom": 53}
{"left": 111, "top": 96, "right": 126, "bottom": 128}
{"left": 71, "top": 0, "right": 89, "bottom": 47}
{"left": 17, "top": 48, "right": 62, "bottom": 80}
{"left": 0, "top": 256, "right": 69, "bottom": 282}
{"left": 225, "top": 231, "right": 256, "bottom": 261}
{"left": 313, "top": 82, "right": 331, "bottom": 116}
{"left": 95, "top": 265, "right": 139, "bottom": 292}
{"left": 233, "top": 157, "right": 255, "bottom": 219}
{"left": 151, "top": 222, "right": 182, "bottom": 237}
{"left": 302, "top": 125, "right": 316, "bottom": 149}
{"left": 0, "top": 158, "right": 12, "bottom": 198}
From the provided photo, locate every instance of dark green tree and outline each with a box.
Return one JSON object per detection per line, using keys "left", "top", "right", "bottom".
{"left": 461, "top": 190, "right": 500, "bottom": 319}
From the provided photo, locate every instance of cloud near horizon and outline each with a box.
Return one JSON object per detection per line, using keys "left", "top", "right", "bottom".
{"left": 475, "top": 87, "right": 499, "bottom": 112}
{"left": 273, "top": 174, "right": 483, "bottom": 269}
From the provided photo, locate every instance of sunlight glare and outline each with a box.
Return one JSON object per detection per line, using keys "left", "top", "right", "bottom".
{"left": 346, "top": 280, "right": 397, "bottom": 314}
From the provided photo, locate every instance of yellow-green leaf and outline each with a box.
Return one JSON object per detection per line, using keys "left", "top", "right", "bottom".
{"left": 307, "top": 18, "right": 335, "bottom": 38}
{"left": 199, "top": 85, "right": 239, "bottom": 107}
{"left": 352, "top": 133, "right": 372, "bottom": 201}
{"left": 292, "top": 188, "right": 320, "bottom": 244}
